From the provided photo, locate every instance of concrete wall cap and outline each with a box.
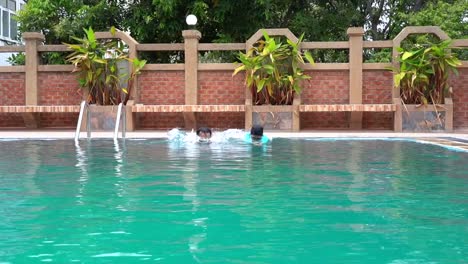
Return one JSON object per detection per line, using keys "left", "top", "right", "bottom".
{"left": 182, "top": 30, "right": 202, "bottom": 40}
{"left": 23, "top": 32, "right": 45, "bottom": 40}
{"left": 246, "top": 28, "right": 298, "bottom": 49}
{"left": 347, "top": 27, "right": 364, "bottom": 35}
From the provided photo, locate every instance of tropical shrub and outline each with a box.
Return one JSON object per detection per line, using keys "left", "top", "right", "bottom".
{"left": 65, "top": 27, "right": 146, "bottom": 105}
{"left": 391, "top": 39, "right": 461, "bottom": 105}
{"left": 233, "top": 31, "right": 314, "bottom": 105}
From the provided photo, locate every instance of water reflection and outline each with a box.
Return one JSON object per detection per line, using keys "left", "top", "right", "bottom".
{"left": 168, "top": 142, "right": 207, "bottom": 261}
{"left": 346, "top": 141, "right": 366, "bottom": 231}
{"left": 74, "top": 141, "right": 88, "bottom": 205}
{"left": 113, "top": 140, "right": 127, "bottom": 206}
{"left": 114, "top": 140, "right": 123, "bottom": 177}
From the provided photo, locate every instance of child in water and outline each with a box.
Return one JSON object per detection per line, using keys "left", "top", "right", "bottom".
{"left": 245, "top": 125, "right": 269, "bottom": 144}
{"left": 196, "top": 127, "right": 212, "bottom": 143}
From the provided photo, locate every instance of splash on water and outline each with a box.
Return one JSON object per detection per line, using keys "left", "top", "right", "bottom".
{"left": 167, "top": 128, "right": 246, "bottom": 145}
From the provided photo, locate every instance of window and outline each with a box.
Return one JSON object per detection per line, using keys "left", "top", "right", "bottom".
{"left": 0, "top": 0, "right": 20, "bottom": 41}
{"left": 2, "top": 10, "right": 8, "bottom": 38}
{"left": 9, "top": 14, "right": 16, "bottom": 39}
{"left": 7, "top": 0, "right": 14, "bottom": 11}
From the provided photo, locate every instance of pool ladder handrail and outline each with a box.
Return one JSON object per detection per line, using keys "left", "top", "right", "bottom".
{"left": 114, "top": 102, "right": 126, "bottom": 141}
{"left": 74, "top": 101, "right": 88, "bottom": 142}
{"left": 74, "top": 101, "right": 126, "bottom": 142}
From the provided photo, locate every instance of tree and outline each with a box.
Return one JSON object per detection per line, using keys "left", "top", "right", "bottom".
{"left": 16, "top": 0, "right": 124, "bottom": 44}
{"left": 399, "top": 0, "right": 468, "bottom": 39}
{"left": 14, "top": 0, "right": 467, "bottom": 64}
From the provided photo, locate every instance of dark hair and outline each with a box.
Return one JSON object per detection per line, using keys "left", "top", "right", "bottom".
{"left": 250, "top": 125, "right": 263, "bottom": 137}
{"left": 196, "top": 127, "right": 212, "bottom": 136}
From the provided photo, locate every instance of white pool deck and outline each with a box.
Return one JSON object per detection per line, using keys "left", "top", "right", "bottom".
{"left": 0, "top": 129, "right": 467, "bottom": 140}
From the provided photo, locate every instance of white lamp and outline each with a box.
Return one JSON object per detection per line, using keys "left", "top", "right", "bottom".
{"left": 186, "top": 14, "right": 198, "bottom": 27}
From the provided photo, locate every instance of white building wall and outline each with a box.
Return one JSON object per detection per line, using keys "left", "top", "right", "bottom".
{"left": 0, "top": 0, "right": 25, "bottom": 65}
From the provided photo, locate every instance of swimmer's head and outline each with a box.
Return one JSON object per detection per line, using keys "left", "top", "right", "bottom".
{"left": 250, "top": 125, "right": 263, "bottom": 141}
{"left": 196, "top": 127, "right": 212, "bottom": 142}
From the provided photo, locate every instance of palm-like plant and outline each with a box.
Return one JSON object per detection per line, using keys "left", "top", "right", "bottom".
{"left": 65, "top": 27, "right": 146, "bottom": 105}
{"left": 392, "top": 39, "right": 461, "bottom": 105}
{"left": 233, "top": 31, "right": 314, "bottom": 105}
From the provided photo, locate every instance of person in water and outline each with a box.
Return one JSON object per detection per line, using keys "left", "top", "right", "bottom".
{"left": 196, "top": 127, "right": 212, "bottom": 143}
{"left": 245, "top": 125, "right": 269, "bottom": 144}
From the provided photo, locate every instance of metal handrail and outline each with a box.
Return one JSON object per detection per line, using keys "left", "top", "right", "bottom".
{"left": 74, "top": 101, "right": 87, "bottom": 142}
{"left": 114, "top": 103, "right": 124, "bottom": 141}
{"left": 75, "top": 101, "right": 126, "bottom": 141}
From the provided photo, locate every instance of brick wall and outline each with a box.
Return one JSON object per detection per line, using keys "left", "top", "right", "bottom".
{"left": 2, "top": 68, "right": 468, "bottom": 130}
{"left": 0, "top": 73, "right": 25, "bottom": 127}
{"left": 451, "top": 68, "right": 468, "bottom": 130}
{"left": 301, "top": 70, "right": 349, "bottom": 129}
{"left": 138, "top": 71, "right": 185, "bottom": 104}
{"left": 37, "top": 72, "right": 82, "bottom": 127}
{"left": 137, "top": 71, "right": 185, "bottom": 129}
{"left": 198, "top": 71, "right": 245, "bottom": 129}
{"left": 38, "top": 72, "right": 82, "bottom": 105}
{"left": 197, "top": 113, "right": 244, "bottom": 129}
{"left": 138, "top": 71, "right": 246, "bottom": 130}
{"left": 138, "top": 113, "right": 185, "bottom": 130}
{"left": 362, "top": 70, "right": 394, "bottom": 130}
{"left": 199, "top": 71, "right": 244, "bottom": 105}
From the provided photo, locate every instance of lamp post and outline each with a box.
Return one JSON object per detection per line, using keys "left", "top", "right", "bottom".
{"left": 182, "top": 14, "right": 200, "bottom": 130}
{"left": 186, "top": 14, "right": 197, "bottom": 29}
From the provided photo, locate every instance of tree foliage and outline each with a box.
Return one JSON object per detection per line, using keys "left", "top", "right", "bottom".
{"left": 399, "top": 0, "right": 468, "bottom": 39}
{"left": 14, "top": 0, "right": 468, "bottom": 63}
{"left": 16, "top": 0, "right": 124, "bottom": 44}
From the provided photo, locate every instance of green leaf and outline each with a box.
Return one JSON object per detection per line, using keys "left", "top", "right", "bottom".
{"left": 304, "top": 51, "right": 314, "bottom": 64}
{"left": 256, "top": 79, "right": 266, "bottom": 92}
{"left": 94, "top": 59, "right": 107, "bottom": 64}
{"left": 446, "top": 57, "right": 461, "bottom": 67}
{"left": 246, "top": 76, "right": 253, "bottom": 87}
{"left": 110, "top": 26, "right": 116, "bottom": 36}
{"left": 233, "top": 65, "right": 246, "bottom": 76}
{"left": 262, "top": 30, "right": 270, "bottom": 42}
{"left": 421, "top": 96, "right": 428, "bottom": 105}
{"left": 268, "top": 39, "right": 276, "bottom": 52}
{"left": 402, "top": 51, "right": 414, "bottom": 60}
{"left": 394, "top": 73, "right": 404, "bottom": 87}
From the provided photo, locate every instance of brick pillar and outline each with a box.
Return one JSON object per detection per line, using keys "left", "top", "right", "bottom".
{"left": 182, "top": 30, "right": 201, "bottom": 130}
{"left": 23, "top": 32, "right": 45, "bottom": 128}
{"left": 347, "top": 28, "right": 364, "bottom": 130}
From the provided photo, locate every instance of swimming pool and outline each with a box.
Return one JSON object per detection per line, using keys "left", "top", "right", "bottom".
{"left": 0, "top": 138, "right": 467, "bottom": 263}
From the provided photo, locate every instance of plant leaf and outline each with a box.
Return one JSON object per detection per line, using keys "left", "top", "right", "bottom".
{"left": 304, "top": 51, "right": 314, "bottom": 64}
{"left": 233, "top": 65, "right": 246, "bottom": 76}
{"left": 256, "top": 79, "right": 266, "bottom": 92}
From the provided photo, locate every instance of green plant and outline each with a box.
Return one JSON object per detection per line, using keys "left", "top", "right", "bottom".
{"left": 65, "top": 27, "right": 146, "bottom": 105}
{"left": 233, "top": 31, "right": 314, "bottom": 105}
{"left": 391, "top": 39, "right": 461, "bottom": 105}
{"left": 7, "top": 52, "right": 25, "bottom": 66}
{"left": 8, "top": 52, "right": 69, "bottom": 66}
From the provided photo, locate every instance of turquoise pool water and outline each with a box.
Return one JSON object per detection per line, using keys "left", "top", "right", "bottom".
{"left": 0, "top": 139, "right": 467, "bottom": 263}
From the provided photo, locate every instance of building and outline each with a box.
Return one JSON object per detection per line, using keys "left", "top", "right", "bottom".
{"left": 0, "top": 0, "right": 25, "bottom": 65}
